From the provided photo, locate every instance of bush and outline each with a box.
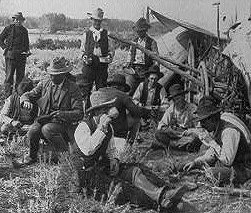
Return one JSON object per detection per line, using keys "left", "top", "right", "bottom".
{"left": 31, "top": 38, "right": 81, "bottom": 50}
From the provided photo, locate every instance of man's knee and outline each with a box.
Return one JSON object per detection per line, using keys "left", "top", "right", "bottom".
{"left": 1, "top": 123, "right": 13, "bottom": 135}
{"left": 27, "top": 122, "right": 42, "bottom": 138}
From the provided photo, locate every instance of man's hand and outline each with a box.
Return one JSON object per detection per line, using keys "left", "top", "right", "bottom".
{"left": 98, "top": 114, "right": 112, "bottom": 133}
{"left": 11, "top": 120, "right": 22, "bottom": 128}
{"left": 110, "top": 158, "right": 120, "bottom": 176}
{"left": 183, "top": 161, "right": 198, "bottom": 172}
{"left": 50, "top": 110, "right": 67, "bottom": 122}
{"left": 22, "top": 101, "right": 33, "bottom": 110}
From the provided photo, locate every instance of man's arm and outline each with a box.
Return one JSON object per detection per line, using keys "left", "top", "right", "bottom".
{"left": 20, "top": 81, "right": 43, "bottom": 104}
{"left": 0, "top": 97, "right": 13, "bottom": 124}
{"left": 74, "top": 121, "right": 107, "bottom": 156}
{"left": 160, "top": 87, "right": 169, "bottom": 107}
{"left": 0, "top": 26, "right": 9, "bottom": 50}
{"left": 217, "top": 128, "right": 240, "bottom": 166}
{"left": 23, "top": 27, "right": 30, "bottom": 52}
{"left": 157, "top": 104, "right": 173, "bottom": 130}
{"left": 132, "top": 83, "right": 143, "bottom": 106}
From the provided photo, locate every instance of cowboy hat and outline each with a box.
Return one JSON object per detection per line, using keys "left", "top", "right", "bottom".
{"left": 107, "top": 74, "right": 131, "bottom": 92}
{"left": 133, "top": 17, "right": 151, "bottom": 31}
{"left": 144, "top": 65, "right": 164, "bottom": 79}
{"left": 194, "top": 96, "right": 221, "bottom": 122}
{"left": 12, "top": 12, "right": 25, "bottom": 21}
{"left": 168, "top": 84, "right": 190, "bottom": 100}
{"left": 87, "top": 8, "right": 104, "bottom": 20}
{"left": 48, "top": 57, "right": 73, "bottom": 75}
{"left": 86, "top": 98, "right": 117, "bottom": 115}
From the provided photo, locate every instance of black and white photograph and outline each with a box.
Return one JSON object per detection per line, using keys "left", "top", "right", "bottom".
{"left": 0, "top": 0, "right": 250, "bottom": 212}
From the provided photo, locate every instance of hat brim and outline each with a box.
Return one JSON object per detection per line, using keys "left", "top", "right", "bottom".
{"left": 145, "top": 71, "right": 164, "bottom": 79}
{"left": 107, "top": 81, "right": 131, "bottom": 93}
{"left": 87, "top": 13, "right": 103, "bottom": 20}
{"left": 168, "top": 90, "right": 190, "bottom": 100}
{"left": 48, "top": 66, "right": 73, "bottom": 75}
{"left": 86, "top": 98, "right": 117, "bottom": 114}
{"left": 194, "top": 108, "right": 221, "bottom": 122}
{"left": 12, "top": 16, "right": 25, "bottom": 20}
{"left": 133, "top": 25, "right": 151, "bottom": 31}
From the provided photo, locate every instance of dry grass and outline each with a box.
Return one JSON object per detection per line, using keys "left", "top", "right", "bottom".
{"left": 0, "top": 47, "right": 251, "bottom": 212}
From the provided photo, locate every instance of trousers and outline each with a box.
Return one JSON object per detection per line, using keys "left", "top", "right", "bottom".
{"left": 80, "top": 56, "right": 108, "bottom": 109}
{"left": 27, "top": 122, "right": 69, "bottom": 160}
{"left": 4, "top": 55, "right": 26, "bottom": 97}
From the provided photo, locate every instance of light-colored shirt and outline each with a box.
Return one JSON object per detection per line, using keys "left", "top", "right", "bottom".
{"left": 0, "top": 96, "right": 13, "bottom": 124}
{"left": 133, "top": 82, "right": 168, "bottom": 107}
{"left": 196, "top": 127, "right": 240, "bottom": 166}
{"left": 80, "top": 26, "right": 115, "bottom": 61}
{"left": 126, "top": 36, "right": 159, "bottom": 65}
{"left": 157, "top": 102, "right": 197, "bottom": 130}
{"left": 74, "top": 121, "right": 127, "bottom": 160}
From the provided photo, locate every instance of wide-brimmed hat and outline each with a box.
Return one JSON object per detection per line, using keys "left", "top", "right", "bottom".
{"left": 48, "top": 57, "right": 73, "bottom": 75}
{"left": 87, "top": 8, "right": 104, "bottom": 20}
{"left": 144, "top": 65, "right": 164, "bottom": 79}
{"left": 86, "top": 97, "right": 117, "bottom": 115}
{"left": 195, "top": 96, "right": 221, "bottom": 122}
{"left": 168, "top": 84, "right": 190, "bottom": 100}
{"left": 133, "top": 17, "right": 151, "bottom": 31}
{"left": 107, "top": 74, "right": 130, "bottom": 92}
{"left": 12, "top": 12, "right": 25, "bottom": 21}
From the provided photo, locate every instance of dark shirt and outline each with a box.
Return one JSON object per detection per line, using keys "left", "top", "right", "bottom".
{"left": 0, "top": 24, "right": 29, "bottom": 58}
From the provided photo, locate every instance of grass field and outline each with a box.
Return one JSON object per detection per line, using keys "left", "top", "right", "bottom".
{"left": 0, "top": 35, "right": 251, "bottom": 213}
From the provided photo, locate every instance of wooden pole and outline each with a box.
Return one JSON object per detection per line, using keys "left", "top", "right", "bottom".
{"left": 109, "top": 34, "right": 204, "bottom": 88}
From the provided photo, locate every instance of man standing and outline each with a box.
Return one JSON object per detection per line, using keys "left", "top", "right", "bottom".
{"left": 73, "top": 98, "right": 190, "bottom": 211}
{"left": 21, "top": 57, "right": 83, "bottom": 165}
{"left": 80, "top": 8, "right": 115, "bottom": 109}
{"left": 0, "top": 12, "right": 30, "bottom": 97}
{"left": 155, "top": 84, "right": 201, "bottom": 152}
{"left": 126, "top": 17, "right": 159, "bottom": 96}
{"left": 184, "top": 96, "right": 251, "bottom": 185}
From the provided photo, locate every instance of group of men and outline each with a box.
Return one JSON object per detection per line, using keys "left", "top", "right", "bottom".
{"left": 0, "top": 8, "right": 251, "bottom": 211}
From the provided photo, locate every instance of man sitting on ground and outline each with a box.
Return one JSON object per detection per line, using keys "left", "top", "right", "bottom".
{"left": 73, "top": 98, "right": 191, "bottom": 211}
{"left": 154, "top": 84, "right": 201, "bottom": 152}
{"left": 0, "top": 77, "right": 37, "bottom": 136}
{"left": 183, "top": 96, "right": 251, "bottom": 186}
{"left": 133, "top": 64, "right": 168, "bottom": 128}
{"left": 20, "top": 57, "right": 83, "bottom": 165}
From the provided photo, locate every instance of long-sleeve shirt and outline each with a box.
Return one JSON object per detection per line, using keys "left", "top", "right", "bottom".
{"left": 126, "top": 36, "right": 158, "bottom": 64}
{"left": 157, "top": 102, "right": 197, "bottom": 130}
{"left": 74, "top": 121, "right": 127, "bottom": 160}
{"left": 0, "top": 96, "right": 14, "bottom": 124}
{"left": 195, "top": 127, "right": 240, "bottom": 166}
{"left": 133, "top": 82, "right": 168, "bottom": 107}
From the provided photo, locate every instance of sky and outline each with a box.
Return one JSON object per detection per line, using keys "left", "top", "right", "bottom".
{"left": 0, "top": 0, "right": 250, "bottom": 32}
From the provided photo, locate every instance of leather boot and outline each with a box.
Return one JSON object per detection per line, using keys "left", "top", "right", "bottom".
{"left": 158, "top": 185, "right": 190, "bottom": 210}
{"left": 132, "top": 167, "right": 164, "bottom": 202}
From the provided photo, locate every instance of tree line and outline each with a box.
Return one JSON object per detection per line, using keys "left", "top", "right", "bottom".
{"left": 0, "top": 13, "right": 168, "bottom": 35}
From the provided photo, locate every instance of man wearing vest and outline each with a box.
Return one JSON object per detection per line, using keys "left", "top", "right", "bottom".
{"left": 80, "top": 8, "right": 115, "bottom": 109}
{"left": 73, "top": 98, "right": 191, "bottom": 211}
{"left": 0, "top": 12, "right": 30, "bottom": 98}
{"left": 154, "top": 84, "right": 201, "bottom": 152}
{"left": 126, "top": 17, "right": 159, "bottom": 96}
{"left": 133, "top": 65, "right": 168, "bottom": 129}
{"left": 183, "top": 96, "right": 251, "bottom": 185}
{"left": 20, "top": 57, "right": 83, "bottom": 165}
{"left": 0, "top": 77, "right": 37, "bottom": 136}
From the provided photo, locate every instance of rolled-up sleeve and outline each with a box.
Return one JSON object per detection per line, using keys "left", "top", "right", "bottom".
{"left": 74, "top": 122, "right": 106, "bottom": 156}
